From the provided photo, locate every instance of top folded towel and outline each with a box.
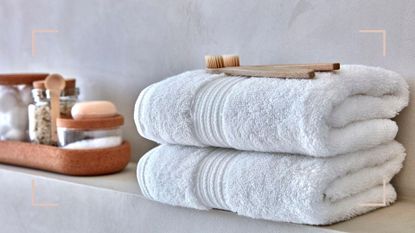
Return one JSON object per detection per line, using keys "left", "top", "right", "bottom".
{"left": 135, "top": 65, "right": 409, "bottom": 157}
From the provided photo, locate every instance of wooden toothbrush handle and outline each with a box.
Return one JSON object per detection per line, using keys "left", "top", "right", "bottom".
{"left": 208, "top": 67, "right": 315, "bottom": 79}
{"left": 248, "top": 63, "right": 340, "bottom": 72}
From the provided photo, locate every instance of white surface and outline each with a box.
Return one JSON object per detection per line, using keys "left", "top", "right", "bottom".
{"left": 0, "top": 163, "right": 333, "bottom": 233}
{"left": 1, "top": 162, "right": 414, "bottom": 233}
{"left": 1, "top": 0, "right": 415, "bottom": 161}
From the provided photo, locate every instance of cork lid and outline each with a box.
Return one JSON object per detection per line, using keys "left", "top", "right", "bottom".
{"left": 33, "top": 80, "right": 46, "bottom": 89}
{"left": 64, "top": 79, "right": 76, "bottom": 90}
{"left": 33, "top": 79, "right": 76, "bottom": 90}
{"left": 0, "top": 73, "right": 49, "bottom": 85}
{"left": 57, "top": 115, "right": 124, "bottom": 130}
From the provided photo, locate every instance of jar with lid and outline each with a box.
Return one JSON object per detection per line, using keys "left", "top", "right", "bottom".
{"left": 57, "top": 79, "right": 79, "bottom": 117}
{"left": 31, "top": 79, "right": 80, "bottom": 117}
{"left": 0, "top": 73, "right": 48, "bottom": 141}
{"left": 28, "top": 79, "right": 80, "bottom": 145}
{"left": 57, "top": 115, "right": 123, "bottom": 149}
{"left": 28, "top": 88, "right": 52, "bottom": 145}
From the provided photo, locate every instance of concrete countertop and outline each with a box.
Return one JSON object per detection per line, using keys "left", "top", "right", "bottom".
{"left": 1, "top": 162, "right": 414, "bottom": 233}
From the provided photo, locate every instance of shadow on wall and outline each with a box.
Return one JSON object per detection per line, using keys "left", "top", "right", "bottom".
{"left": 394, "top": 77, "right": 415, "bottom": 202}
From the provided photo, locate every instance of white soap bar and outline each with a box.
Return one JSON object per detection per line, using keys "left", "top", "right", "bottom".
{"left": 71, "top": 101, "right": 118, "bottom": 120}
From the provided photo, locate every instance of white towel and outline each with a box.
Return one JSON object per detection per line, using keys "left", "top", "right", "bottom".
{"left": 137, "top": 141, "right": 405, "bottom": 225}
{"left": 135, "top": 65, "right": 408, "bottom": 157}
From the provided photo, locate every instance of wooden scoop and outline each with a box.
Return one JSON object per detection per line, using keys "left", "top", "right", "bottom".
{"left": 45, "top": 74, "right": 66, "bottom": 144}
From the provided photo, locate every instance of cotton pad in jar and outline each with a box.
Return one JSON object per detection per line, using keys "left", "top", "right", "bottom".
{"left": 57, "top": 115, "right": 124, "bottom": 150}
{"left": 0, "top": 73, "right": 48, "bottom": 141}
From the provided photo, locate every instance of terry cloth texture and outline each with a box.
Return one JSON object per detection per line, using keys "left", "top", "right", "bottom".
{"left": 138, "top": 141, "right": 405, "bottom": 225}
{"left": 135, "top": 65, "right": 408, "bottom": 157}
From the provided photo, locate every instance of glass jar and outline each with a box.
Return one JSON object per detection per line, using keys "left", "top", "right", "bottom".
{"left": 28, "top": 89, "right": 52, "bottom": 145}
{"left": 57, "top": 115, "right": 124, "bottom": 149}
{"left": 28, "top": 79, "right": 80, "bottom": 145}
{"left": 0, "top": 73, "right": 48, "bottom": 141}
{"left": 60, "top": 88, "right": 79, "bottom": 117}
{"left": 31, "top": 79, "right": 79, "bottom": 117}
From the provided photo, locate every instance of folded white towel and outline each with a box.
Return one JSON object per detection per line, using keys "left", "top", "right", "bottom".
{"left": 137, "top": 141, "right": 405, "bottom": 225}
{"left": 135, "top": 65, "right": 408, "bottom": 156}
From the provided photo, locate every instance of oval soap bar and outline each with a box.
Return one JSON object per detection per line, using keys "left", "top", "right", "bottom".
{"left": 72, "top": 101, "right": 118, "bottom": 119}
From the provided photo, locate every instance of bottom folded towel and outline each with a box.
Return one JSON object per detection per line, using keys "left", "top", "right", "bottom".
{"left": 137, "top": 141, "right": 405, "bottom": 225}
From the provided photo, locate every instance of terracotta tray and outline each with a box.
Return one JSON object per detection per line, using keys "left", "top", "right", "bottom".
{"left": 0, "top": 141, "right": 131, "bottom": 176}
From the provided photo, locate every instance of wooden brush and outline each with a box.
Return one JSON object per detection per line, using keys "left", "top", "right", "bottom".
{"left": 205, "top": 55, "right": 225, "bottom": 69}
{"left": 222, "top": 55, "right": 240, "bottom": 67}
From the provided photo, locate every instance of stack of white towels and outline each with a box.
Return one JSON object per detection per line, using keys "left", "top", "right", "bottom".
{"left": 134, "top": 65, "right": 409, "bottom": 225}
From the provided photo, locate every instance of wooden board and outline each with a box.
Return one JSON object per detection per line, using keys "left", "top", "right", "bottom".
{"left": 0, "top": 73, "right": 49, "bottom": 85}
{"left": 0, "top": 141, "right": 131, "bottom": 176}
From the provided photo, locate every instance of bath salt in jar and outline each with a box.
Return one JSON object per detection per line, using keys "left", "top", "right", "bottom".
{"left": 28, "top": 87, "right": 52, "bottom": 145}
{"left": 0, "top": 73, "right": 48, "bottom": 141}
{"left": 57, "top": 115, "right": 124, "bottom": 149}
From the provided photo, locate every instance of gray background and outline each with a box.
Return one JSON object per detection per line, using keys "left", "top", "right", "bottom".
{"left": 1, "top": 0, "right": 414, "bottom": 161}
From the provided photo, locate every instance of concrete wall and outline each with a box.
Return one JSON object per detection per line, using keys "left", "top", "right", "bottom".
{"left": 1, "top": 0, "right": 414, "bottom": 161}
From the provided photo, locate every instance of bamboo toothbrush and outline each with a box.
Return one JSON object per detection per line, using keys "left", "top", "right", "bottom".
{"left": 205, "top": 55, "right": 340, "bottom": 79}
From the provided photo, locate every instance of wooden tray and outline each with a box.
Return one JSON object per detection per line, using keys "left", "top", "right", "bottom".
{"left": 0, "top": 141, "right": 131, "bottom": 176}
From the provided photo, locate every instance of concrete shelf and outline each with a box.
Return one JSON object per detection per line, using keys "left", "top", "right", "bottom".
{"left": 1, "top": 162, "right": 414, "bottom": 233}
